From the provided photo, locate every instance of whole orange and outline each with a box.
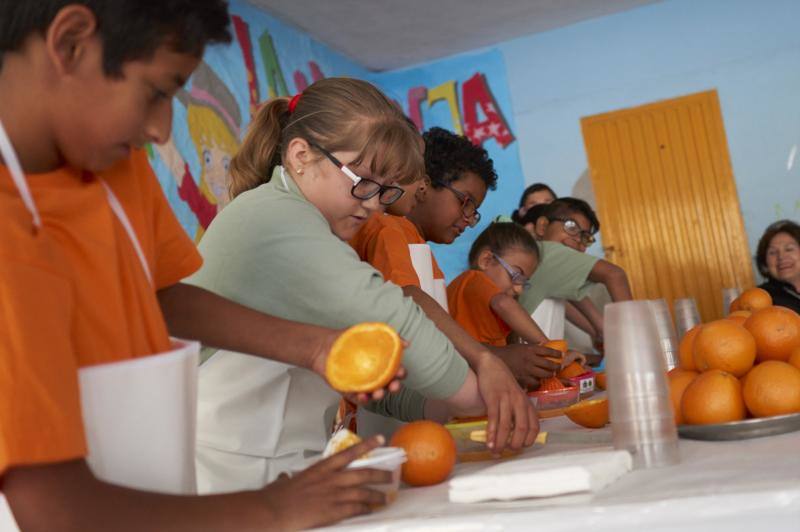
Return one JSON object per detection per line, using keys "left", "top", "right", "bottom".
{"left": 681, "top": 369, "right": 746, "bottom": 425}
{"left": 742, "top": 361, "right": 800, "bottom": 418}
{"left": 692, "top": 319, "right": 756, "bottom": 377}
{"left": 678, "top": 325, "right": 702, "bottom": 371}
{"left": 667, "top": 368, "right": 699, "bottom": 425}
{"left": 727, "top": 310, "right": 751, "bottom": 327}
{"left": 390, "top": 421, "right": 456, "bottom": 486}
{"left": 789, "top": 346, "right": 800, "bottom": 371}
{"left": 743, "top": 306, "right": 800, "bottom": 362}
{"left": 729, "top": 297, "right": 742, "bottom": 313}
{"left": 737, "top": 288, "right": 772, "bottom": 312}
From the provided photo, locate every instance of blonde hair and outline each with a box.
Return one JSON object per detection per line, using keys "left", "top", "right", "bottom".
{"left": 229, "top": 78, "right": 424, "bottom": 199}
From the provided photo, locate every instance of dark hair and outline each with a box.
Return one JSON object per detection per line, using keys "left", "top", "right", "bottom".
{"left": 756, "top": 219, "right": 800, "bottom": 278}
{"left": 423, "top": 127, "right": 497, "bottom": 191}
{"left": 0, "top": 1, "right": 231, "bottom": 75}
{"left": 541, "top": 197, "right": 600, "bottom": 234}
{"left": 516, "top": 203, "right": 549, "bottom": 228}
{"left": 518, "top": 183, "right": 557, "bottom": 208}
{"left": 468, "top": 222, "right": 539, "bottom": 267}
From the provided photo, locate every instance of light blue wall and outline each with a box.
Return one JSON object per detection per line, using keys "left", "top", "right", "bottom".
{"left": 498, "top": 0, "right": 800, "bottom": 262}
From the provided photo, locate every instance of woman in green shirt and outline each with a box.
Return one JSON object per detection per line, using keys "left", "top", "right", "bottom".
{"left": 188, "top": 78, "right": 537, "bottom": 494}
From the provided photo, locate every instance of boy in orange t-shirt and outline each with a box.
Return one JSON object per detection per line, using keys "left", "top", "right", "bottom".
{"left": 0, "top": 2, "right": 396, "bottom": 530}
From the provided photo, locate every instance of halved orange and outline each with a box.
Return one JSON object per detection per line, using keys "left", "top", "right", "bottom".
{"left": 325, "top": 322, "right": 403, "bottom": 392}
{"left": 558, "top": 361, "right": 587, "bottom": 379}
{"left": 565, "top": 398, "right": 609, "bottom": 428}
{"left": 544, "top": 339, "right": 568, "bottom": 353}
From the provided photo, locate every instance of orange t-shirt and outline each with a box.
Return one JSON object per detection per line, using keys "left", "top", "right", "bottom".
{"left": 349, "top": 213, "right": 444, "bottom": 287}
{"left": 447, "top": 270, "right": 511, "bottom": 347}
{"left": 0, "top": 149, "right": 201, "bottom": 475}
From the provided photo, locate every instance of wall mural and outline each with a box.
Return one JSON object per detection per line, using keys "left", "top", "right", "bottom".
{"left": 149, "top": 1, "right": 525, "bottom": 280}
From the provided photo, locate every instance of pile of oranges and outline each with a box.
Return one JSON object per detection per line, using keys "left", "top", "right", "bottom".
{"left": 670, "top": 288, "right": 800, "bottom": 425}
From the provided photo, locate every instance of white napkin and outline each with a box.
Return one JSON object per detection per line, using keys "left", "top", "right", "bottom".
{"left": 448, "top": 449, "right": 632, "bottom": 503}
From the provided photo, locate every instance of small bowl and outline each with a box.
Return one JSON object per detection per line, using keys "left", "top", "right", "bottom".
{"left": 527, "top": 385, "right": 580, "bottom": 417}
{"left": 347, "top": 447, "right": 406, "bottom": 506}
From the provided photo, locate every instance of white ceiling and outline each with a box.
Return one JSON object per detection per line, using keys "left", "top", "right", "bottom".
{"left": 247, "top": 0, "right": 661, "bottom": 71}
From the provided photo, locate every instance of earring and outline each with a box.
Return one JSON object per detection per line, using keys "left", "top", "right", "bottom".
{"left": 296, "top": 167, "right": 304, "bottom": 174}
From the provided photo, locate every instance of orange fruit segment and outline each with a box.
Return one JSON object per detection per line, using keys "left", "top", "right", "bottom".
{"left": 742, "top": 361, "right": 800, "bottom": 418}
{"left": 565, "top": 398, "right": 609, "bottom": 428}
{"left": 681, "top": 369, "right": 746, "bottom": 425}
{"left": 558, "top": 361, "right": 587, "bottom": 379}
{"left": 544, "top": 339, "right": 568, "bottom": 353}
{"left": 325, "top": 322, "right": 403, "bottom": 393}
{"left": 743, "top": 306, "right": 800, "bottom": 362}
{"left": 737, "top": 288, "right": 772, "bottom": 312}
{"left": 692, "top": 319, "right": 756, "bottom": 377}
{"left": 390, "top": 421, "right": 456, "bottom": 486}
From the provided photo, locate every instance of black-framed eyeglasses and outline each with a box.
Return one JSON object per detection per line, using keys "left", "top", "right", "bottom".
{"left": 548, "top": 217, "right": 596, "bottom": 245}
{"left": 309, "top": 142, "right": 405, "bottom": 206}
{"left": 493, "top": 253, "right": 531, "bottom": 288}
{"left": 437, "top": 181, "right": 481, "bottom": 227}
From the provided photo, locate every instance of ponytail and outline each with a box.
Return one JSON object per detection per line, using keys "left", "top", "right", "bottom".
{"left": 228, "top": 97, "right": 290, "bottom": 199}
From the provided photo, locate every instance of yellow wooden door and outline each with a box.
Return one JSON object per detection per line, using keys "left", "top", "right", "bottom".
{"left": 581, "top": 90, "right": 753, "bottom": 322}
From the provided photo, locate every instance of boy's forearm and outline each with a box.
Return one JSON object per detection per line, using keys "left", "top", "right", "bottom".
{"left": 157, "top": 282, "right": 337, "bottom": 373}
{"left": 588, "top": 261, "right": 633, "bottom": 302}
{"left": 3, "top": 460, "right": 273, "bottom": 532}
{"left": 402, "top": 285, "right": 493, "bottom": 367}
{"left": 565, "top": 300, "right": 597, "bottom": 337}
{"left": 490, "top": 294, "right": 548, "bottom": 344}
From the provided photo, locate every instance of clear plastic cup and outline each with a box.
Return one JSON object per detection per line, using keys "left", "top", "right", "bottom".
{"left": 673, "top": 298, "right": 701, "bottom": 339}
{"left": 721, "top": 287, "right": 741, "bottom": 316}
{"left": 605, "top": 301, "right": 679, "bottom": 469}
{"left": 347, "top": 447, "right": 407, "bottom": 506}
{"left": 648, "top": 300, "right": 679, "bottom": 370}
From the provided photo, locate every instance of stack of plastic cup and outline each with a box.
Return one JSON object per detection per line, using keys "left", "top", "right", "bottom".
{"left": 605, "top": 301, "right": 680, "bottom": 469}
{"left": 673, "top": 298, "right": 701, "bottom": 340}
{"left": 648, "top": 299, "right": 679, "bottom": 370}
{"left": 721, "top": 287, "right": 741, "bottom": 316}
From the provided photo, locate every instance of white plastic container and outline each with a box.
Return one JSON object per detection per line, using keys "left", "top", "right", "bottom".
{"left": 347, "top": 447, "right": 407, "bottom": 506}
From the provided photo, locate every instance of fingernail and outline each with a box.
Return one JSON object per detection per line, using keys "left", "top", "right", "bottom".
{"left": 376, "top": 434, "right": 385, "bottom": 445}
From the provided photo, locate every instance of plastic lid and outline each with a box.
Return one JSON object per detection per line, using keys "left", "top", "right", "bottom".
{"left": 347, "top": 446, "right": 407, "bottom": 469}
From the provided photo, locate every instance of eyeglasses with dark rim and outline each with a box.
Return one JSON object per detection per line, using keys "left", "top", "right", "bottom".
{"left": 437, "top": 181, "right": 481, "bottom": 227}
{"left": 548, "top": 217, "right": 597, "bottom": 245}
{"left": 309, "top": 142, "right": 405, "bottom": 206}
{"left": 492, "top": 253, "right": 531, "bottom": 289}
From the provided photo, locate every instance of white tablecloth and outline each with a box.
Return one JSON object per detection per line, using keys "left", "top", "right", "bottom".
{"left": 325, "top": 416, "right": 800, "bottom": 531}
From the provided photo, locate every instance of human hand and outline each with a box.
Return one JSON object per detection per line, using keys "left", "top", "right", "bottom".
{"left": 492, "top": 344, "right": 561, "bottom": 390}
{"left": 262, "top": 436, "right": 391, "bottom": 530}
{"left": 474, "top": 353, "right": 540, "bottom": 453}
{"left": 311, "top": 330, "right": 407, "bottom": 402}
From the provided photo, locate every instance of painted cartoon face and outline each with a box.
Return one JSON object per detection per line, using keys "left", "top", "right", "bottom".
{"left": 201, "top": 143, "right": 231, "bottom": 205}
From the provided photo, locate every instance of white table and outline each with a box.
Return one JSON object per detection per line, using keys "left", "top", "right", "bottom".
{"left": 326, "top": 417, "right": 800, "bottom": 531}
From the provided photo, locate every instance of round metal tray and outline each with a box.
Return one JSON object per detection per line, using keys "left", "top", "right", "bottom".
{"left": 678, "top": 412, "right": 800, "bottom": 441}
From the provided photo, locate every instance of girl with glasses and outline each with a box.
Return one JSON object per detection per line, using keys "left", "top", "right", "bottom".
{"left": 448, "top": 223, "right": 552, "bottom": 352}
{"left": 186, "top": 78, "right": 541, "bottom": 494}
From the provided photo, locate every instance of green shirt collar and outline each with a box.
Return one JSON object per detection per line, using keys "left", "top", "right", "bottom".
{"left": 272, "top": 165, "right": 306, "bottom": 200}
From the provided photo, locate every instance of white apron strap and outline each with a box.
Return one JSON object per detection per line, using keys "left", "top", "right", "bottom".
{"left": 99, "top": 179, "right": 153, "bottom": 287}
{"left": 0, "top": 119, "right": 42, "bottom": 230}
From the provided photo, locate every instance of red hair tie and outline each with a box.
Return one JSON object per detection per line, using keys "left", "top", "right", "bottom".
{"left": 288, "top": 93, "right": 302, "bottom": 114}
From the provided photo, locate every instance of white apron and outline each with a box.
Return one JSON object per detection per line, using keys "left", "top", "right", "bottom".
{"left": 0, "top": 120, "right": 199, "bottom": 529}
{"left": 531, "top": 298, "right": 566, "bottom": 340}
{"left": 408, "top": 243, "right": 449, "bottom": 311}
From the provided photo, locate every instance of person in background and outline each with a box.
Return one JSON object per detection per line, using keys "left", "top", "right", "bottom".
{"left": 756, "top": 219, "right": 800, "bottom": 313}
{"left": 520, "top": 198, "right": 633, "bottom": 350}
{"left": 511, "top": 182, "right": 557, "bottom": 223}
